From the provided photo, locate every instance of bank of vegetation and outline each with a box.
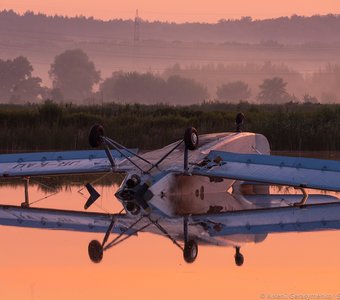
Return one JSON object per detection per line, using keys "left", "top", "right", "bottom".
{"left": 1, "top": 101, "right": 340, "bottom": 153}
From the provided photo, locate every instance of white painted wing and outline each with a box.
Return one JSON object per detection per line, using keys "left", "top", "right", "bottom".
{"left": 2, "top": 203, "right": 340, "bottom": 243}
{"left": 0, "top": 205, "right": 136, "bottom": 234}
{"left": 0, "top": 205, "right": 184, "bottom": 241}
{"left": 0, "top": 205, "right": 211, "bottom": 245}
{"left": 192, "top": 202, "right": 340, "bottom": 236}
{"left": 0, "top": 149, "right": 136, "bottom": 177}
{"left": 193, "top": 150, "right": 340, "bottom": 191}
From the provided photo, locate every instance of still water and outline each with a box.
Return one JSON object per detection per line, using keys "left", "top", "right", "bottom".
{"left": 1, "top": 153, "right": 340, "bottom": 300}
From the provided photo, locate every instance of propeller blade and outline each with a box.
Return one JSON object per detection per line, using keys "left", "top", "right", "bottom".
{"left": 84, "top": 183, "right": 100, "bottom": 210}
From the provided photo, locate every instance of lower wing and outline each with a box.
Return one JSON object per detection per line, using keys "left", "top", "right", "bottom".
{"left": 192, "top": 150, "right": 340, "bottom": 191}
{"left": 2, "top": 202, "right": 340, "bottom": 239}
{"left": 0, "top": 204, "right": 136, "bottom": 234}
{"left": 192, "top": 202, "right": 340, "bottom": 236}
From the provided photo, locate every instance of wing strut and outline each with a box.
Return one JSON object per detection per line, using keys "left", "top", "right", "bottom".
{"left": 147, "top": 140, "right": 183, "bottom": 172}
{"left": 104, "top": 215, "right": 146, "bottom": 250}
{"left": 105, "top": 137, "right": 152, "bottom": 166}
{"left": 293, "top": 188, "right": 309, "bottom": 207}
{"left": 21, "top": 177, "right": 30, "bottom": 208}
{"left": 88, "top": 215, "right": 149, "bottom": 263}
{"left": 102, "top": 137, "right": 145, "bottom": 173}
{"left": 147, "top": 216, "right": 183, "bottom": 250}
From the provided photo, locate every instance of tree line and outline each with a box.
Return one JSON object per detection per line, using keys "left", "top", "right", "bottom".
{"left": 1, "top": 10, "right": 340, "bottom": 43}
{"left": 163, "top": 62, "right": 340, "bottom": 104}
{"left": 1, "top": 101, "right": 340, "bottom": 153}
{"left": 0, "top": 50, "right": 209, "bottom": 104}
{"left": 1, "top": 49, "right": 339, "bottom": 104}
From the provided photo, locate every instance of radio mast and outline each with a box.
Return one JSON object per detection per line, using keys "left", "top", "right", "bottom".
{"left": 133, "top": 9, "right": 140, "bottom": 44}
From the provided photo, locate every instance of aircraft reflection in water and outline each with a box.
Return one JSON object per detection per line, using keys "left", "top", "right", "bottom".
{"left": 1, "top": 113, "right": 340, "bottom": 266}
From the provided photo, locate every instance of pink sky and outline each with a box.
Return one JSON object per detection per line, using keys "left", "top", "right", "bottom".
{"left": 1, "top": 0, "right": 340, "bottom": 22}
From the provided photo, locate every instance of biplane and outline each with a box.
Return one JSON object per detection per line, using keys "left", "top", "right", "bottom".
{"left": 1, "top": 114, "right": 340, "bottom": 266}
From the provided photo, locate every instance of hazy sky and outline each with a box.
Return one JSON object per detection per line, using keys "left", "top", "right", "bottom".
{"left": 1, "top": 0, "right": 340, "bottom": 22}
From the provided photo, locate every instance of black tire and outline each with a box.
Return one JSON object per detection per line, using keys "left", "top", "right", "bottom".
{"left": 88, "top": 240, "right": 103, "bottom": 263}
{"left": 125, "top": 202, "right": 141, "bottom": 215}
{"left": 183, "top": 240, "right": 198, "bottom": 263}
{"left": 89, "top": 124, "right": 104, "bottom": 148}
{"left": 235, "top": 112, "right": 245, "bottom": 125}
{"left": 235, "top": 113, "right": 245, "bottom": 132}
{"left": 235, "top": 253, "right": 244, "bottom": 266}
{"left": 184, "top": 127, "right": 199, "bottom": 150}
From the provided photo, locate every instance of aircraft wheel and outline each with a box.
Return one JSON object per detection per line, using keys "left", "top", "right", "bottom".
{"left": 184, "top": 127, "right": 199, "bottom": 150}
{"left": 125, "top": 202, "right": 141, "bottom": 215}
{"left": 88, "top": 240, "right": 103, "bottom": 263}
{"left": 183, "top": 240, "right": 198, "bottom": 263}
{"left": 89, "top": 124, "right": 104, "bottom": 148}
{"left": 234, "top": 247, "right": 244, "bottom": 266}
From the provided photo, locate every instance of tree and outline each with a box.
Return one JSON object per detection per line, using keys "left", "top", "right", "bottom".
{"left": 99, "top": 72, "right": 209, "bottom": 104}
{"left": 49, "top": 88, "right": 64, "bottom": 103}
{"left": 100, "top": 72, "right": 166, "bottom": 103}
{"left": 165, "top": 75, "right": 209, "bottom": 104}
{"left": 216, "top": 81, "right": 251, "bottom": 102}
{"left": 0, "top": 56, "right": 44, "bottom": 103}
{"left": 302, "top": 93, "right": 318, "bottom": 104}
{"left": 49, "top": 49, "right": 100, "bottom": 102}
{"left": 256, "top": 77, "right": 291, "bottom": 104}
{"left": 10, "top": 77, "right": 43, "bottom": 103}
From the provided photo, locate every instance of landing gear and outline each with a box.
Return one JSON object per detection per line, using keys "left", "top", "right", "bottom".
{"left": 88, "top": 240, "right": 103, "bottom": 263}
{"left": 235, "top": 112, "right": 245, "bottom": 132}
{"left": 183, "top": 240, "right": 198, "bottom": 263}
{"left": 184, "top": 127, "right": 199, "bottom": 150}
{"left": 88, "top": 217, "right": 116, "bottom": 264}
{"left": 183, "top": 127, "right": 198, "bottom": 173}
{"left": 234, "top": 246, "right": 244, "bottom": 266}
{"left": 89, "top": 124, "right": 104, "bottom": 148}
{"left": 182, "top": 216, "right": 198, "bottom": 263}
{"left": 125, "top": 202, "right": 141, "bottom": 215}
{"left": 87, "top": 215, "right": 199, "bottom": 264}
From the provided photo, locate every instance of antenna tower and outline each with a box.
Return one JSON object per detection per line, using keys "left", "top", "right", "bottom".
{"left": 134, "top": 9, "right": 140, "bottom": 43}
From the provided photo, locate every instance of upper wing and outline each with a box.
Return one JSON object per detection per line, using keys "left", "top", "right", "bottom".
{"left": 192, "top": 202, "right": 340, "bottom": 236}
{"left": 192, "top": 150, "right": 340, "bottom": 191}
{"left": 0, "top": 149, "right": 137, "bottom": 177}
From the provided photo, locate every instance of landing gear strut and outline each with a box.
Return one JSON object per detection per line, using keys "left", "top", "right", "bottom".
{"left": 87, "top": 216, "right": 152, "bottom": 264}
{"left": 87, "top": 215, "right": 199, "bottom": 264}
{"left": 234, "top": 246, "right": 244, "bottom": 266}
{"left": 88, "top": 216, "right": 116, "bottom": 263}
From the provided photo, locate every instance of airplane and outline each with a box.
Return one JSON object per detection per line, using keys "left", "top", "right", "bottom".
{"left": 1, "top": 113, "right": 340, "bottom": 266}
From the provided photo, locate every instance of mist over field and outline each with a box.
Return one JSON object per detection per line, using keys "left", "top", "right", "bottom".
{"left": 1, "top": 10, "right": 340, "bottom": 104}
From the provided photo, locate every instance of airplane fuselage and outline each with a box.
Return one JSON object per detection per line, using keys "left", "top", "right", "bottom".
{"left": 116, "top": 132, "right": 270, "bottom": 217}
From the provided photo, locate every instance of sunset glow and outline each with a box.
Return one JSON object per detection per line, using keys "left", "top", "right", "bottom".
{"left": 1, "top": 1, "right": 340, "bottom": 299}
{"left": 0, "top": 0, "right": 340, "bottom": 22}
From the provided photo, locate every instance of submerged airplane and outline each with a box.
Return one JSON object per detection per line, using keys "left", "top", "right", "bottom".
{"left": 1, "top": 114, "right": 340, "bottom": 266}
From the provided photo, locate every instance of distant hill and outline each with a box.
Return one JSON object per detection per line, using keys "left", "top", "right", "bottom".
{"left": 1, "top": 10, "right": 340, "bottom": 43}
